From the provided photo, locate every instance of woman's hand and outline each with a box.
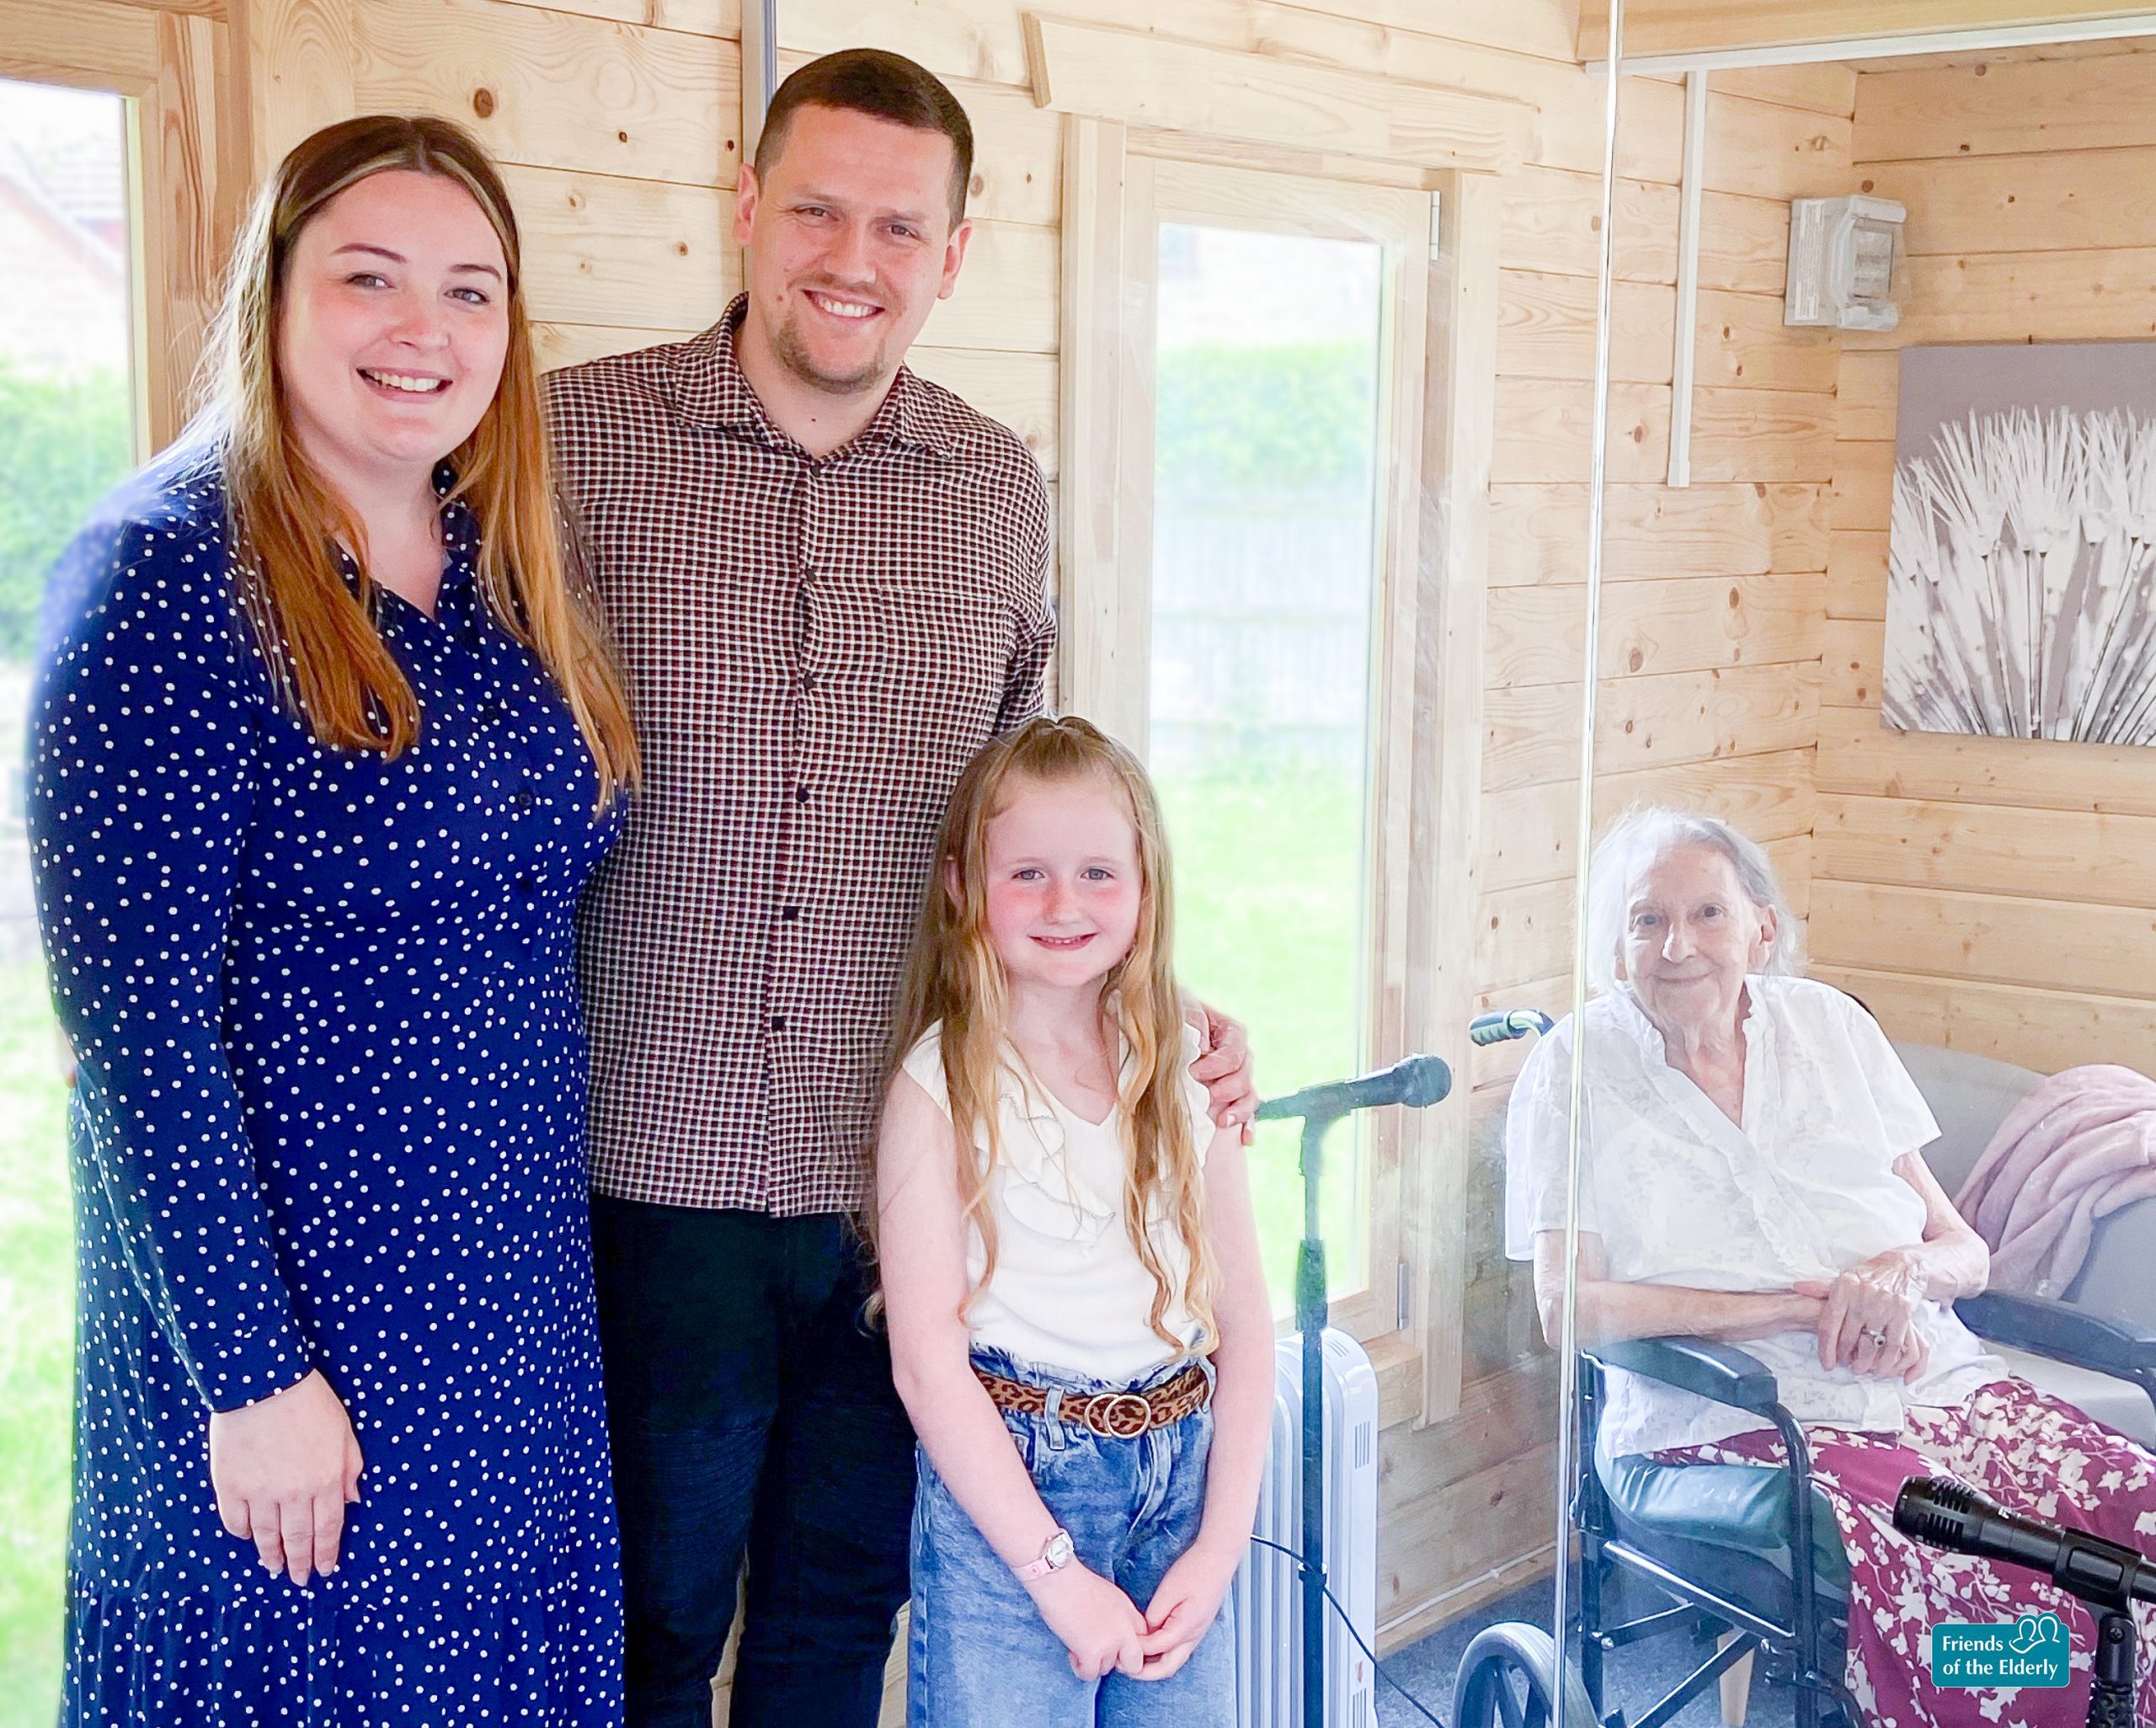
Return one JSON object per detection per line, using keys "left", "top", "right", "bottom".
{"left": 1795, "top": 1250, "right": 1928, "bottom": 1378}
{"left": 1027, "top": 1561, "right": 1150, "bottom": 1680}
{"left": 1137, "top": 1534, "right": 1243, "bottom": 1680}
{"left": 207, "top": 1369, "right": 363, "bottom": 1585}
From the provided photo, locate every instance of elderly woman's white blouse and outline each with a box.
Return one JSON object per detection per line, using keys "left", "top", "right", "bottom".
{"left": 1505, "top": 974, "right": 2003, "bottom": 1454}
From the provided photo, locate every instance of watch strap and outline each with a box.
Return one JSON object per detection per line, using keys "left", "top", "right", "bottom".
{"left": 1013, "top": 1528, "right": 1073, "bottom": 1581}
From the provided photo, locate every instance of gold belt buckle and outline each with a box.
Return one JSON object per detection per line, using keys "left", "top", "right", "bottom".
{"left": 1094, "top": 1393, "right": 1154, "bottom": 1438}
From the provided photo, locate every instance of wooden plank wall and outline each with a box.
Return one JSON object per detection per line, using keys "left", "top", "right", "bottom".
{"left": 1812, "top": 48, "right": 2156, "bottom": 1075}
{"left": 237, "top": 0, "right": 747, "bottom": 377}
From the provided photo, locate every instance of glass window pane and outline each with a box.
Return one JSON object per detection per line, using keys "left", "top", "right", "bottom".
{"left": 0, "top": 77, "right": 136, "bottom": 1725}
{"left": 1146, "top": 222, "right": 1385, "bottom": 1303}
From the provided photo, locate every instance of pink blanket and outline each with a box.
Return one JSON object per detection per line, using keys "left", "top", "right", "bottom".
{"left": 1951, "top": 1064, "right": 2156, "bottom": 1298}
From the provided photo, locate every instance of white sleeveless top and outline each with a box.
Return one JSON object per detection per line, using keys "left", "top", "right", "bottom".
{"left": 899, "top": 1021, "right": 1214, "bottom": 1383}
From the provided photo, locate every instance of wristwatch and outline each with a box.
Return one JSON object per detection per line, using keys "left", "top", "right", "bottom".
{"left": 1013, "top": 1527, "right": 1075, "bottom": 1581}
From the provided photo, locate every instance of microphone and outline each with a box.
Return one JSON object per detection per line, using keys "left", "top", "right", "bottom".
{"left": 1255, "top": 1054, "right": 1452, "bottom": 1123}
{"left": 1894, "top": 1477, "right": 2156, "bottom": 1608}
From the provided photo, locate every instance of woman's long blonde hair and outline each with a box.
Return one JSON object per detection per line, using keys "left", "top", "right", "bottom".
{"left": 194, "top": 114, "right": 638, "bottom": 796}
{"left": 877, "top": 717, "right": 1219, "bottom": 1354}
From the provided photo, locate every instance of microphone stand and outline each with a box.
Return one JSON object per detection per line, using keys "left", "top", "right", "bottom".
{"left": 1243, "top": 1091, "right": 1353, "bottom": 1728}
{"left": 1294, "top": 1105, "right": 1337, "bottom": 1728}
{"left": 1253, "top": 1059, "right": 1450, "bottom": 1728}
{"left": 2088, "top": 1610, "right": 2135, "bottom": 1728}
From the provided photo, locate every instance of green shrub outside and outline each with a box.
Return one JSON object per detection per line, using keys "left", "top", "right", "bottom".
{"left": 0, "top": 962, "right": 69, "bottom": 1728}
{"left": 0, "top": 357, "right": 133, "bottom": 664}
{"left": 1156, "top": 339, "right": 1376, "bottom": 499}
{"left": 1153, "top": 336, "right": 1382, "bottom": 1296}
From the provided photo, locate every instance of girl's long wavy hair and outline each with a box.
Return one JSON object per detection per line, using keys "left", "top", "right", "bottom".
{"left": 193, "top": 114, "right": 638, "bottom": 797}
{"left": 875, "top": 717, "right": 1219, "bottom": 1354}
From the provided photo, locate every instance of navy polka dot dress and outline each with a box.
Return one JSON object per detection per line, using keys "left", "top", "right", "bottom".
{"left": 27, "top": 452, "right": 625, "bottom": 1725}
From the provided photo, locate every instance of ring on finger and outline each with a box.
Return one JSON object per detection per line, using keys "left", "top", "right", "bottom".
{"left": 1860, "top": 1325, "right": 1888, "bottom": 1347}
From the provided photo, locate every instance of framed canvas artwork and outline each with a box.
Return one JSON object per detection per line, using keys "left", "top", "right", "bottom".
{"left": 1884, "top": 342, "right": 2156, "bottom": 744}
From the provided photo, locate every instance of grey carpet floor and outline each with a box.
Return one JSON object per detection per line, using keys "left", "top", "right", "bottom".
{"left": 1374, "top": 1572, "right": 1801, "bottom": 1728}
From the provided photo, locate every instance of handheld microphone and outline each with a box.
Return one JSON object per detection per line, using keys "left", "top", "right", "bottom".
{"left": 1255, "top": 1054, "right": 1452, "bottom": 1123}
{"left": 1894, "top": 1477, "right": 2156, "bottom": 1608}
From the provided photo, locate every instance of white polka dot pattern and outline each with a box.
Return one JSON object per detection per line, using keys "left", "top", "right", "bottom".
{"left": 27, "top": 453, "right": 626, "bottom": 1724}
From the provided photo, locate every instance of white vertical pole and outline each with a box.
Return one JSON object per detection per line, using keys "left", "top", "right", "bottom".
{"left": 1553, "top": 0, "right": 1623, "bottom": 1715}
{"left": 1668, "top": 70, "right": 1708, "bottom": 490}
{"left": 741, "top": 0, "right": 777, "bottom": 165}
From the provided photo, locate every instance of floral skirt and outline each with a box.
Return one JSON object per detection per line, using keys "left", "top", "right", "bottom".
{"left": 1662, "top": 1379, "right": 2156, "bottom": 1728}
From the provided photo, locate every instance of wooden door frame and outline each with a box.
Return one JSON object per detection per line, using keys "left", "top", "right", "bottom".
{"left": 1058, "top": 119, "right": 1500, "bottom": 1421}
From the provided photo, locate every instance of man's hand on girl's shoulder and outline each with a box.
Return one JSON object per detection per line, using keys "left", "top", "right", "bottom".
{"left": 1186, "top": 998, "right": 1257, "bottom": 1145}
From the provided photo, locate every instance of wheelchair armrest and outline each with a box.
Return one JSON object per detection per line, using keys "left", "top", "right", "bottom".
{"left": 1956, "top": 1292, "right": 2156, "bottom": 1393}
{"left": 1581, "top": 1336, "right": 1835, "bottom": 1675}
{"left": 1587, "top": 1335, "right": 1781, "bottom": 1416}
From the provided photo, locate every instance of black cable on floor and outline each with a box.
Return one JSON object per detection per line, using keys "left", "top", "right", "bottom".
{"left": 1247, "top": 1534, "right": 1450, "bottom": 1727}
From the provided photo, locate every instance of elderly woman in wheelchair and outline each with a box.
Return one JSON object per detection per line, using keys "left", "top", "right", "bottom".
{"left": 1502, "top": 808, "right": 2156, "bottom": 1728}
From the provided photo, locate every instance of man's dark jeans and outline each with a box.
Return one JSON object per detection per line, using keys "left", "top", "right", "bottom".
{"left": 592, "top": 1198, "right": 916, "bottom": 1728}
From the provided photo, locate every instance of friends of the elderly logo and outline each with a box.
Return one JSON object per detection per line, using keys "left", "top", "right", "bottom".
{"left": 1929, "top": 1613, "right": 2071, "bottom": 1688}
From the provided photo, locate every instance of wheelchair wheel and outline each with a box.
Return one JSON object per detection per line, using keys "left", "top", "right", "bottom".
{"left": 1450, "top": 1621, "right": 1599, "bottom": 1728}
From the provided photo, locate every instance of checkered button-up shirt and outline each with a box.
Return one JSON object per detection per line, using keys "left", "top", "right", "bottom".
{"left": 547, "top": 297, "right": 1054, "bottom": 1214}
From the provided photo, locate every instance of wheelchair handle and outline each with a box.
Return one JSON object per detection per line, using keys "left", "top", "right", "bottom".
{"left": 1470, "top": 1007, "right": 1554, "bottom": 1046}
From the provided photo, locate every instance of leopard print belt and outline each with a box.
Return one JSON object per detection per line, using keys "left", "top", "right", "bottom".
{"left": 974, "top": 1361, "right": 1212, "bottom": 1440}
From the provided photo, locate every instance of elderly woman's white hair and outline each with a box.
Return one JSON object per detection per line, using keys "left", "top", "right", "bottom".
{"left": 1584, "top": 807, "right": 1805, "bottom": 994}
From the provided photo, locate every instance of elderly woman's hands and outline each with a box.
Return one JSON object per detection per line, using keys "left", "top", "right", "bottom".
{"left": 1795, "top": 1249, "right": 1931, "bottom": 1379}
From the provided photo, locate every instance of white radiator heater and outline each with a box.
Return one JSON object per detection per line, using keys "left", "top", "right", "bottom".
{"left": 1232, "top": 1328, "right": 1380, "bottom": 1728}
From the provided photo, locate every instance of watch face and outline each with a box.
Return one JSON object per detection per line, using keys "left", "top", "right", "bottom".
{"left": 1046, "top": 1531, "right": 1075, "bottom": 1570}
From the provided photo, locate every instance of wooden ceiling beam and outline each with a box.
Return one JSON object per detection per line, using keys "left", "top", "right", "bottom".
{"left": 83, "top": 0, "right": 224, "bottom": 18}
{"left": 1580, "top": 1, "right": 2156, "bottom": 64}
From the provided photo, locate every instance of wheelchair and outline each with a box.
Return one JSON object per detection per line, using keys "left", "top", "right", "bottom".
{"left": 1449, "top": 1296, "right": 2156, "bottom": 1728}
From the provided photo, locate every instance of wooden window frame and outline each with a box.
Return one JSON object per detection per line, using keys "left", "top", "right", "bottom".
{"left": 3, "top": 0, "right": 243, "bottom": 456}
{"left": 1059, "top": 118, "right": 1500, "bottom": 1423}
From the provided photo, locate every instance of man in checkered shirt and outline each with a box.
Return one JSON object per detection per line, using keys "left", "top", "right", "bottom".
{"left": 546, "top": 50, "right": 1253, "bottom": 1728}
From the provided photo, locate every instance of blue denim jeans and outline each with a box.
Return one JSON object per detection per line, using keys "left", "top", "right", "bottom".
{"left": 908, "top": 1346, "right": 1236, "bottom": 1728}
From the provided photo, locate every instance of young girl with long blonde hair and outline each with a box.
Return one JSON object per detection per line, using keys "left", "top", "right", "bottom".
{"left": 875, "top": 716, "right": 1272, "bottom": 1726}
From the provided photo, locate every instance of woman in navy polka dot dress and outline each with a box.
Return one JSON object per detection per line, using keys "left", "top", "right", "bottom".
{"left": 27, "top": 116, "right": 640, "bottom": 1724}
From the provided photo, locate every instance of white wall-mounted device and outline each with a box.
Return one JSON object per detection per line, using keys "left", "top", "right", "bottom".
{"left": 1784, "top": 194, "right": 1906, "bottom": 332}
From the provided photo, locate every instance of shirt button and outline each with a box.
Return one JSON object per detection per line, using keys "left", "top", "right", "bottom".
{"left": 515, "top": 875, "right": 536, "bottom": 897}
{"left": 780, "top": 904, "right": 800, "bottom": 921}
{"left": 794, "top": 784, "right": 811, "bottom": 804}
{"left": 801, "top": 674, "right": 818, "bottom": 693}
{"left": 769, "top": 1014, "right": 787, "bottom": 1032}
{"left": 510, "top": 787, "right": 535, "bottom": 813}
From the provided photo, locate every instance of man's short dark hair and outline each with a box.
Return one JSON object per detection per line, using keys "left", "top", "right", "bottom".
{"left": 755, "top": 49, "right": 975, "bottom": 226}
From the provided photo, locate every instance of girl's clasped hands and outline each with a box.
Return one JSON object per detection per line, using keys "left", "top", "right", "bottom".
{"left": 1028, "top": 1532, "right": 1245, "bottom": 1682}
